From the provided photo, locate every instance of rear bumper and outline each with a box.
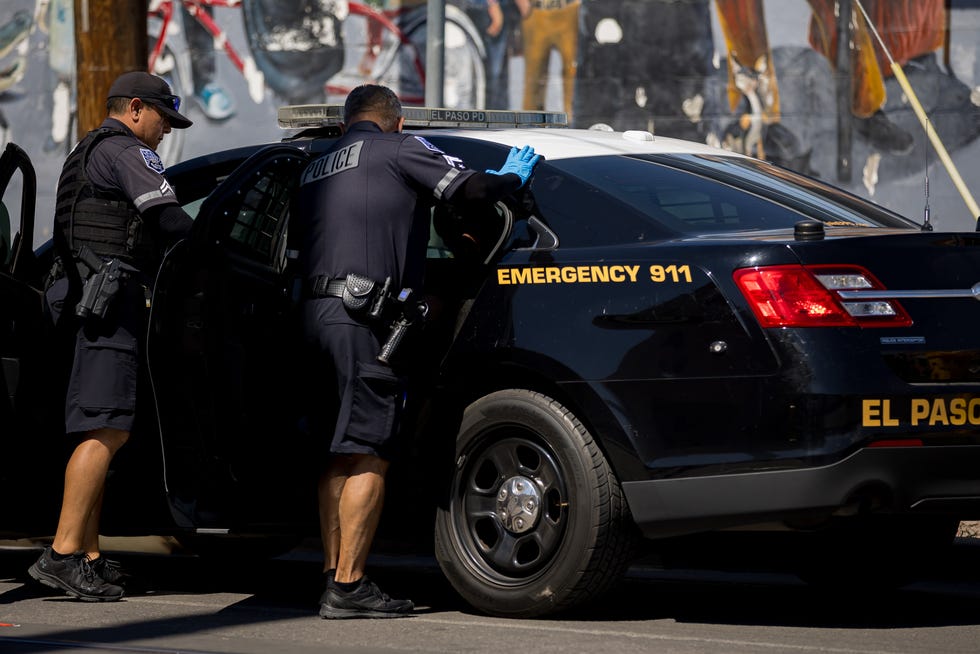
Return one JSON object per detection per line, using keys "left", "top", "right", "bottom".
{"left": 623, "top": 445, "right": 980, "bottom": 538}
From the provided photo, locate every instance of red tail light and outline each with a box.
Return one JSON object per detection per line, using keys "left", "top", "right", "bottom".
{"left": 733, "top": 264, "right": 912, "bottom": 328}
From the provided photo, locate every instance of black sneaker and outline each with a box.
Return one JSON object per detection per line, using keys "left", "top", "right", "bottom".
{"left": 28, "top": 547, "right": 124, "bottom": 602}
{"left": 318, "top": 575, "right": 414, "bottom": 619}
{"left": 91, "top": 556, "right": 130, "bottom": 587}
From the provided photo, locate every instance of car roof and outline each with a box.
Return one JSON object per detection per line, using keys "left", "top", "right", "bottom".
{"left": 276, "top": 105, "right": 748, "bottom": 162}
{"left": 403, "top": 127, "right": 748, "bottom": 162}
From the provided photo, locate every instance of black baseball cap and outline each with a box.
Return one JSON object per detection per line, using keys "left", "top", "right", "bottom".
{"left": 107, "top": 71, "right": 193, "bottom": 129}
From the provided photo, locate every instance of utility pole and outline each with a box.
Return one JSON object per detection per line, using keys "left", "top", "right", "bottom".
{"left": 425, "top": 0, "right": 445, "bottom": 107}
{"left": 74, "top": 0, "right": 149, "bottom": 133}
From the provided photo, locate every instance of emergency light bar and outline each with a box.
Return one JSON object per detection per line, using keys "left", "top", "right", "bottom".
{"left": 278, "top": 104, "right": 568, "bottom": 129}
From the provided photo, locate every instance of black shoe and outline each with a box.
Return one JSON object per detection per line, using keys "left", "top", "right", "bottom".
{"left": 855, "top": 110, "right": 914, "bottom": 155}
{"left": 318, "top": 575, "right": 414, "bottom": 619}
{"left": 91, "top": 556, "right": 130, "bottom": 587}
{"left": 28, "top": 547, "right": 125, "bottom": 602}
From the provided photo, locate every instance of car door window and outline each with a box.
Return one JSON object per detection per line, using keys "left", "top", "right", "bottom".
{"left": 192, "top": 145, "right": 307, "bottom": 274}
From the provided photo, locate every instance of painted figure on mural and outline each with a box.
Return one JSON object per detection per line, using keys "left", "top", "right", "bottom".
{"left": 460, "top": 0, "right": 522, "bottom": 109}
{"left": 34, "top": 0, "right": 73, "bottom": 153}
{"left": 183, "top": 2, "right": 237, "bottom": 120}
{"left": 242, "top": 0, "right": 348, "bottom": 104}
{"left": 573, "top": 0, "right": 716, "bottom": 140}
{"left": 0, "top": 7, "right": 32, "bottom": 148}
{"left": 714, "top": 0, "right": 949, "bottom": 158}
{"left": 519, "top": 0, "right": 578, "bottom": 118}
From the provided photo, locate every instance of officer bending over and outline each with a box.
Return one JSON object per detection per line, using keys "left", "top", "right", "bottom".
{"left": 28, "top": 72, "right": 194, "bottom": 601}
{"left": 295, "top": 84, "right": 540, "bottom": 619}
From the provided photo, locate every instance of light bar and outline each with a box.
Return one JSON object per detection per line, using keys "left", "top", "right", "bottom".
{"left": 278, "top": 104, "right": 568, "bottom": 129}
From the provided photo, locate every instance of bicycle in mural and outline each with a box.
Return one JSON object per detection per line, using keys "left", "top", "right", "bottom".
{"left": 11, "top": 1, "right": 484, "bottom": 164}
{"left": 147, "top": 0, "right": 484, "bottom": 162}
{"left": 330, "top": 1, "right": 486, "bottom": 107}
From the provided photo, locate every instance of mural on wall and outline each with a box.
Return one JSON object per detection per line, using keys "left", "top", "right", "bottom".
{"left": 3, "top": 0, "right": 980, "bottom": 245}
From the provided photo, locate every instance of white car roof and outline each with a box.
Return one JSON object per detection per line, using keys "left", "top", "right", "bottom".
{"left": 276, "top": 104, "right": 747, "bottom": 162}
{"left": 405, "top": 127, "right": 747, "bottom": 162}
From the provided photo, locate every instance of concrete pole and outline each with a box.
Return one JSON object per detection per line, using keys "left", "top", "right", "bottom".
{"left": 74, "top": 0, "right": 149, "bottom": 133}
{"left": 835, "top": 0, "right": 852, "bottom": 183}
{"left": 425, "top": 0, "right": 445, "bottom": 106}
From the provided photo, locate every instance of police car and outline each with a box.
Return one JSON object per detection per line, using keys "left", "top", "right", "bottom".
{"left": 3, "top": 105, "right": 980, "bottom": 618}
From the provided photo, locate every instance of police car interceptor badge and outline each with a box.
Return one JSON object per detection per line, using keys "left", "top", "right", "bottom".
{"left": 140, "top": 148, "right": 165, "bottom": 173}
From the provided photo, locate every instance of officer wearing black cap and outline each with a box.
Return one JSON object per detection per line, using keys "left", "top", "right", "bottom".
{"left": 28, "top": 71, "right": 194, "bottom": 602}
{"left": 295, "top": 84, "right": 540, "bottom": 619}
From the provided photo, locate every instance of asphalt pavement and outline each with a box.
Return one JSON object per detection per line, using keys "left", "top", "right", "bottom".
{"left": 4, "top": 536, "right": 980, "bottom": 653}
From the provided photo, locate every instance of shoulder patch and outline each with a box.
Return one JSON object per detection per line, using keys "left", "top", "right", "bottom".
{"left": 139, "top": 148, "right": 165, "bottom": 174}
{"left": 414, "top": 136, "right": 444, "bottom": 154}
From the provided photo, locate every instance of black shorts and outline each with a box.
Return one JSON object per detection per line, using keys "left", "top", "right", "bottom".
{"left": 47, "top": 278, "right": 146, "bottom": 435}
{"left": 304, "top": 299, "right": 408, "bottom": 460}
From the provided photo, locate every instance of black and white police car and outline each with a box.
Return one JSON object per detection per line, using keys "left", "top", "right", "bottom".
{"left": 3, "top": 105, "right": 980, "bottom": 617}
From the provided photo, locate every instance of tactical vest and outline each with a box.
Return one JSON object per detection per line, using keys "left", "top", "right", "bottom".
{"left": 53, "top": 127, "right": 157, "bottom": 267}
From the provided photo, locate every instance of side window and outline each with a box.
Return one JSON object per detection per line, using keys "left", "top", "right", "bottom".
{"left": 420, "top": 135, "right": 515, "bottom": 261}
{"left": 227, "top": 169, "right": 294, "bottom": 265}
{"left": 193, "top": 150, "right": 308, "bottom": 273}
{"left": 527, "top": 162, "right": 670, "bottom": 247}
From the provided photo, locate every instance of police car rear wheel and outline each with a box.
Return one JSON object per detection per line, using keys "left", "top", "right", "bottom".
{"left": 434, "top": 389, "right": 636, "bottom": 618}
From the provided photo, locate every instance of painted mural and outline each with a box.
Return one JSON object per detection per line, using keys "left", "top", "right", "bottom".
{"left": 3, "top": 0, "right": 980, "bottom": 246}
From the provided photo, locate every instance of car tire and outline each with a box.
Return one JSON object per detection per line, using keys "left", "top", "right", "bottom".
{"left": 434, "top": 389, "right": 635, "bottom": 618}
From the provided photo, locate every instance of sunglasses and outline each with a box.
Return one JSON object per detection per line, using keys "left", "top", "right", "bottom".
{"left": 142, "top": 93, "right": 181, "bottom": 112}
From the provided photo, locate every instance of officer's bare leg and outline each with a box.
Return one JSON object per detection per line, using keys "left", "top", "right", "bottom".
{"left": 318, "top": 461, "right": 347, "bottom": 573}
{"left": 51, "top": 428, "right": 129, "bottom": 556}
{"left": 319, "top": 453, "right": 389, "bottom": 583}
{"left": 81, "top": 486, "right": 105, "bottom": 559}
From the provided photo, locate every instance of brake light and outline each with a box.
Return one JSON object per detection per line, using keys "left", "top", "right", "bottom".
{"left": 733, "top": 264, "right": 912, "bottom": 328}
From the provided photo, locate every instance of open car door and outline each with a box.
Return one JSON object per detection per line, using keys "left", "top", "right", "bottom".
{"left": 148, "top": 144, "right": 315, "bottom": 535}
{"left": 0, "top": 143, "right": 66, "bottom": 533}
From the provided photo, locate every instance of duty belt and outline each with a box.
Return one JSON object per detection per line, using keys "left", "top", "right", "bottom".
{"left": 531, "top": 0, "right": 578, "bottom": 10}
{"left": 307, "top": 275, "right": 347, "bottom": 299}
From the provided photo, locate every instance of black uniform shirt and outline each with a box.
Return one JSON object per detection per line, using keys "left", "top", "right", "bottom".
{"left": 297, "top": 120, "right": 475, "bottom": 315}
{"left": 86, "top": 117, "right": 180, "bottom": 213}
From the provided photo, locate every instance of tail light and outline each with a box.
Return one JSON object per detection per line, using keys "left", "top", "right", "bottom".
{"left": 733, "top": 264, "right": 912, "bottom": 328}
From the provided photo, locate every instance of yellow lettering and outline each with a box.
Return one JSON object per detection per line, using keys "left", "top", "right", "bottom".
{"left": 650, "top": 265, "right": 665, "bottom": 282}
{"left": 561, "top": 267, "right": 577, "bottom": 283}
{"left": 881, "top": 399, "right": 899, "bottom": 427}
{"left": 532, "top": 268, "right": 546, "bottom": 284}
{"left": 950, "top": 398, "right": 967, "bottom": 426}
{"left": 512, "top": 268, "right": 532, "bottom": 285}
{"left": 609, "top": 266, "right": 625, "bottom": 282}
{"left": 577, "top": 266, "right": 591, "bottom": 283}
{"left": 591, "top": 266, "right": 609, "bottom": 282}
{"left": 625, "top": 265, "right": 640, "bottom": 282}
{"left": 545, "top": 267, "right": 560, "bottom": 283}
{"left": 863, "top": 399, "right": 881, "bottom": 427}
{"left": 497, "top": 269, "right": 511, "bottom": 285}
{"left": 910, "top": 399, "right": 930, "bottom": 426}
{"left": 929, "top": 399, "right": 949, "bottom": 426}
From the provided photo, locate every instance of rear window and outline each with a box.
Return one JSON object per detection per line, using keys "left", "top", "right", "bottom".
{"left": 547, "top": 154, "right": 916, "bottom": 236}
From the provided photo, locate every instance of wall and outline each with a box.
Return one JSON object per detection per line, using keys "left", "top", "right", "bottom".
{"left": 2, "top": 0, "right": 980, "bottom": 247}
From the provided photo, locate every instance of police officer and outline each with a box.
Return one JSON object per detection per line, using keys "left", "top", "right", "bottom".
{"left": 295, "top": 84, "right": 539, "bottom": 619}
{"left": 28, "top": 71, "right": 194, "bottom": 601}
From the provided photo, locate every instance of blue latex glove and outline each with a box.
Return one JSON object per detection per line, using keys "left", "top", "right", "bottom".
{"left": 485, "top": 145, "right": 541, "bottom": 186}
